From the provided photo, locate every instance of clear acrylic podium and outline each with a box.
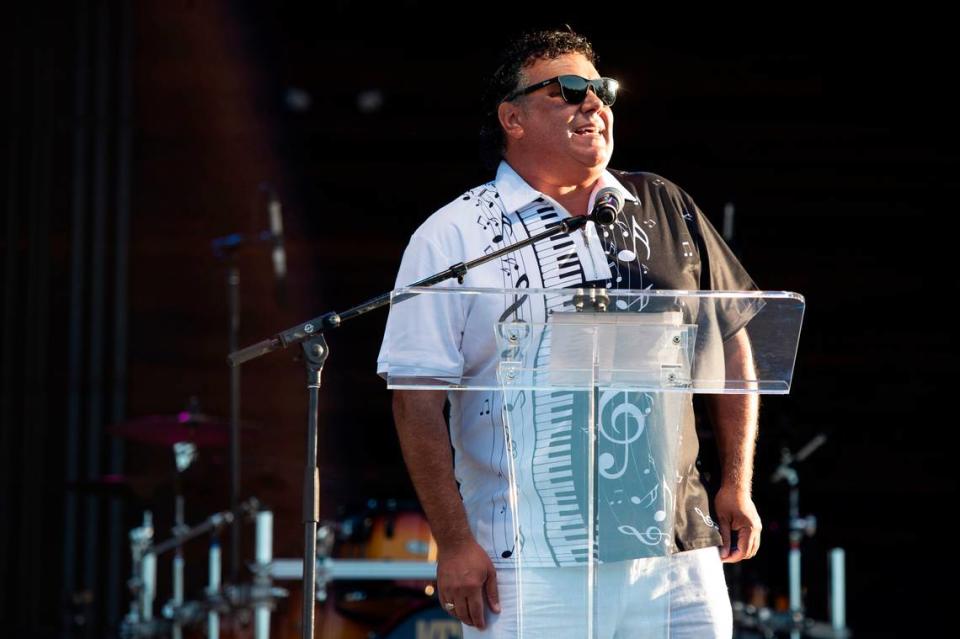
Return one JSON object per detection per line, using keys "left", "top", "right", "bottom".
{"left": 384, "top": 286, "right": 804, "bottom": 638}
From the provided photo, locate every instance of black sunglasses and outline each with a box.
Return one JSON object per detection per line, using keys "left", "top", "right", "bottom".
{"left": 503, "top": 74, "right": 619, "bottom": 106}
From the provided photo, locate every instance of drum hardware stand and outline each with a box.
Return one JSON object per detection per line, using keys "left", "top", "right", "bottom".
{"left": 121, "top": 498, "right": 265, "bottom": 638}
{"left": 217, "top": 510, "right": 289, "bottom": 639}
{"left": 733, "top": 434, "right": 850, "bottom": 638}
{"left": 206, "top": 533, "right": 222, "bottom": 639}
{"left": 122, "top": 511, "right": 163, "bottom": 638}
{"left": 202, "top": 503, "right": 288, "bottom": 639}
{"left": 312, "top": 523, "right": 337, "bottom": 603}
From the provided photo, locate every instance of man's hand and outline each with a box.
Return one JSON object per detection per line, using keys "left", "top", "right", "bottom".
{"left": 437, "top": 538, "right": 501, "bottom": 629}
{"left": 714, "top": 485, "right": 762, "bottom": 563}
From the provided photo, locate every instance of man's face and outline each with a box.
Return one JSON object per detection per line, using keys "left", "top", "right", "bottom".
{"left": 505, "top": 52, "right": 615, "bottom": 179}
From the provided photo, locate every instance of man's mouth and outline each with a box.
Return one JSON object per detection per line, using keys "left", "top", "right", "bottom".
{"left": 573, "top": 126, "right": 604, "bottom": 136}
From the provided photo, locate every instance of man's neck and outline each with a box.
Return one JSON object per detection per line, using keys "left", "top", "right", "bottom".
{"left": 545, "top": 182, "right": 596, "bottom": 218}
{"left": 505, "top": 158, "right": 603, "bottom": 217}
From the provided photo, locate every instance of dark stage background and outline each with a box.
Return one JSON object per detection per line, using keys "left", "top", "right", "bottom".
{"left": 1, "top": 2, "right": 956, "bottom": 638}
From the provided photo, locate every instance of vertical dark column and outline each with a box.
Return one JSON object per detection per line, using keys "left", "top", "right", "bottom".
{"left": 81, "top": 1, "right": 110, "bottom": 635}
{"left": 63, "top": 3, "right": 91, "bottom": 636}
{"left": 107, "top": 0, "right": 133, "bottom": 629}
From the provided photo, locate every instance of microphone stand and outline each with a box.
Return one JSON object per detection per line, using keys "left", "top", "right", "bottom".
{"left": 212, "top": 228, "right": 285, "bottom": 581}
{"left": 229, "top": 212, "right": 601, "bottom": 639}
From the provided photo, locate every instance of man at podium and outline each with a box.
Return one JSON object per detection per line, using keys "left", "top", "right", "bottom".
{"left": 378, "top": 27, "right": 761, "bottom": 639}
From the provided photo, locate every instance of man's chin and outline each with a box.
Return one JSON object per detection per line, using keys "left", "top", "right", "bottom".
{"left": 570, "top": 138, "right": 611, "bottom": 165}
{"left": 576, "top": 153, "right": 612, "bottom": 173}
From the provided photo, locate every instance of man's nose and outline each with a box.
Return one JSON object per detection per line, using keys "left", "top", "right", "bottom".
{"left": 580, "top": 86, "right": 604, "bottom": 112}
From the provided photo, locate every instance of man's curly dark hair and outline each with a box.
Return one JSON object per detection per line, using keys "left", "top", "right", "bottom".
{"left": 479, "top": 28, "right": 598, "bottom": 171}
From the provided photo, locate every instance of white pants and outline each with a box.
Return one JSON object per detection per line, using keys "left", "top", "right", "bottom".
{"left": 463, "top": 546, "right": 732, "bottom": 639}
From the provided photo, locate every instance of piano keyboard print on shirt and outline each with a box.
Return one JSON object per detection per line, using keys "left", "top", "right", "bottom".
{"left": 517, "top": 201, "right": 592, "bottom": 566}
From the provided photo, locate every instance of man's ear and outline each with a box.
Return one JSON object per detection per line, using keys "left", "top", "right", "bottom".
{"left": 498, "top": 101, "right": 524, "bottom": 141}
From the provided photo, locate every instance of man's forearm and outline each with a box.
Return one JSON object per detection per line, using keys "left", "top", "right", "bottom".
{"left": 709, "top": 392, "right": 759, "bottom": 491}
{"left": 708, "top": 328, "right": 760, "bottom": 492}
{"left": 392, "top": 390, "right": 473, "bottom": 548}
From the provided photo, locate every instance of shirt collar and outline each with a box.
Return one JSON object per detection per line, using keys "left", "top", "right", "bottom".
{"left": 494, "top": 160, "right": 640, "bottom": 216}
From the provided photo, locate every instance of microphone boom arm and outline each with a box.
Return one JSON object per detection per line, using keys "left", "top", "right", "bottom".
{"left": 227, "top": 213, "right": 594, "bottom": 366}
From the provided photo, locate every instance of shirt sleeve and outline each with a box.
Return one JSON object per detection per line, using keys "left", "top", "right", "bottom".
{"left": 376, "top": 233, "right": 467, "bottom": 381}
{"left": 684, "top": 193, "right": 764, "bottom": 342}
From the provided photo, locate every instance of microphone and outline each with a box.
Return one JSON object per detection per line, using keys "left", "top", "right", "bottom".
{"left": 268, "top": 196, "right": 286, "bottom": 281}
{"left": 263, "top": 187, "right": 287, "bottom": 306}
{"left": 590, "top": 187, "right": 624, "bottom": 225}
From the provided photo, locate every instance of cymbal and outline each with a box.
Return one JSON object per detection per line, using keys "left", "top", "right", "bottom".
{"left": 108, "top": 412, "right": 236, "bottom": 448}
